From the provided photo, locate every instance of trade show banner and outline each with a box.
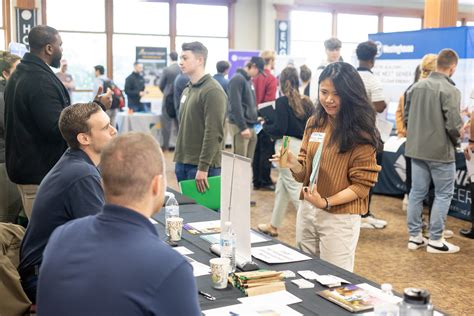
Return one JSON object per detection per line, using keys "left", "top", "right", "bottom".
{"left": 370, "top": 27, "right": 474, "bottom": 221}
{"left": 369, "top": 26, "right": 474, "bottom": 123}
{"left": 136, "top": 46, "right": 167, "bottom": 102}
{"left": 228, "top": 50, "right": 259, "bottom": 78}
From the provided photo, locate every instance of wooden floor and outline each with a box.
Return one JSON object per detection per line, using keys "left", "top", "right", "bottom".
{"left": 163, "top": 151, "right": 473, "bottom": 316}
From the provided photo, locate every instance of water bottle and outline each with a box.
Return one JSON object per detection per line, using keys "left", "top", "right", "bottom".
{"left": 165, "top": 193, "right": 179, "bottom": 237}
{"left": 374, "top": 283, "right": 399, "bottom": 316}
{"left": 399, "top": 288, "right": 434, "bottom": 316}
{"left": 220, "top": 221, "right": 236, "bottom": 272}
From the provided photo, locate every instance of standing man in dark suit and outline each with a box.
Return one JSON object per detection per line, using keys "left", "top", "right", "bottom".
{"left": 4, "top": 25, "right": 111, "bottom": 219}
{"left": 159, "top": 52, "right": 181, "bottom": 151}
{"left": 125, "top": 62, "right": 146, "bottom": 112}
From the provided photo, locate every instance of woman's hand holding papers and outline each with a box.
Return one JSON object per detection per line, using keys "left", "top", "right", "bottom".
{"left": 270, "top": 150, "right": 299, "bottom": 170}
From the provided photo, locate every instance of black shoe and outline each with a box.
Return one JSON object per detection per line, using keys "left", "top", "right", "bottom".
{"left": 460, "top": 228, "right": 474, "bottom": 239}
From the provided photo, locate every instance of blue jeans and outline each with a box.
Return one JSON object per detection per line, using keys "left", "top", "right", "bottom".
{"left": 407, "top": 159, "right": 455, "bottom": 240}
{"left": 175, "top": 163, "right": 221, "bottom": 183}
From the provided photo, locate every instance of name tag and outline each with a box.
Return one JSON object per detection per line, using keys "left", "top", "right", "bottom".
{"left": 309, "top": 132, "right": 325, "bottom": 143}
{"left": 180, "top": 95, "right": 187, "bottom": 103}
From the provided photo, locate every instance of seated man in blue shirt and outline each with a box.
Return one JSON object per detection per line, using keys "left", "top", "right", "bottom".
{"left": 18, "top": 102, "right": 117, "bottom": 303}
{"left": 37, "top": 133, "right": 201, "bottom": 315}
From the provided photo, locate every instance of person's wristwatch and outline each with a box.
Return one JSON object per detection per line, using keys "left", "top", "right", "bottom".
{"left": 323, "top": 197, "right": 331, "bottom": 211}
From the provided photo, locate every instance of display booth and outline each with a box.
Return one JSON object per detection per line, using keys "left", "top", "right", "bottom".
{"left": 369, "top": 27, "right": 474, "bottom": 221}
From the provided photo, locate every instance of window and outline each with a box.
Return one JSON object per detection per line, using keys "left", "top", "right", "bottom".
{"left": 60, "top": 32, "right": 107, "bottom": 102}
{"left": 337, "top": 13, "right": 378, "bottom": 65}
{"left": 0, "top": 2, "right": 4, "bottom": 50}
{"left": 113, "top": 34, "right": 170, "bottom": 89}
{"left": 383, "top": 16, "right": 422, "bottom": 33}
{"left": 46, "top": 0, "right": 105, "bottom": 32}
{"left": 290, "top": 11, "right": 332, "bottom": 65}
{"left": 177, "top": 4, "right": 228, "bottom": 37}
{"left": 176, "top": 4, "right": 229, "bottom": 74}
{"left": 114, "top": 0, "right": 169, "bottom": 35}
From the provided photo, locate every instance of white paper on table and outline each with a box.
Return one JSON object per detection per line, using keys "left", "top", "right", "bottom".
{"left": 203, "top": 303, "right": 302, "bottom": 316}
{"left": 251, "top": 244, "right": 312, "bottom": 264}
{"left": 291, "top": 278, "right": 315, "bottom": 289}
{"left": 297, "top": 270, "right": 319, "bottom": 280}
{"left": 149, "top": 218, "right": 158, "bottom": 225}
{"left": 376, "top": 118, "right": 394, "bottom": 143}
{"left": 186, "top": 220, "right": 221, "bottom": 233}
{"left": 201, "top": 231, "right": 271, "bottom": 245}
{"left": 173, "top": 246, "right": 194, "bottom": 255}
{"left": 183, "top": 256, "right": 210, "bottom": 277}
{"left": 238, "top": 290, "right": 302, "bottom": 306}
{"left": 315, "top": 275, "right": 350, "bottom": 286}
{"left": 383, "top": 136, "right": 406, "bottom": 153}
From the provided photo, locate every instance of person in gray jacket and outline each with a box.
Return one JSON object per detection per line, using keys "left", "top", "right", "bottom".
{"left": 159, "top": 52, "right": 181, "bottom": 151}
{"left": 227, "top": 57, "right": 263, "bottom": 159}
{"left": 404, "top": 48, "right": 463, "bottom": 254}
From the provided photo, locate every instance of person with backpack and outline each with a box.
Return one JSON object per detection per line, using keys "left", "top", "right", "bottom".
{"left": 94, "top": 65, "right": 125, "bottom": 129}
{"left": 159, "top": 52, "right": 181, "bottom": 151}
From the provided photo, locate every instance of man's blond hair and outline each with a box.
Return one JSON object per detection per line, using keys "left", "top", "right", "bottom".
{"left": 100, "top": 132, "right": 164, "bottom": 203}
{"left": 260, "top": 50, "right": 275, "bottom": 65}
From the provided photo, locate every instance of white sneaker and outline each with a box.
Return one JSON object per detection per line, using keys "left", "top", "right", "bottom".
{"left": 427, "top": 238, "right": 460, "bottom": 254}
{"left": 402, "top": 194, "right": 408, "bottom": 212}
{"left": 408, "top": 234, "right": 428, "bottom": 250}
{"left": 361, "top": 214, "right": 387, "bottom": 229}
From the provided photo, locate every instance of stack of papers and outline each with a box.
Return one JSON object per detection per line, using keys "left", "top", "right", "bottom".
{"left": 251, "top": 244, "right": 312, "bottom": 264}
{"left": 183, "top": 220, "right": 221, "bottom": 234}
{"left": 231, "top": 270, "right": 285, "bottom": 296}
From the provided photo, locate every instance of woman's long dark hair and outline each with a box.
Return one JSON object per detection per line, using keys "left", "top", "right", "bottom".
{"left": 312, "top": 62, "right": 380, "bottom": 153}
{"left": 279, "top": 66, "right": 314, "bottom": 119}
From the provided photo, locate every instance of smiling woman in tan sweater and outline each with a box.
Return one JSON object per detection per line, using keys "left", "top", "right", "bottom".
{"left": 275, "top": 62, "right": 381, "bottom": 272}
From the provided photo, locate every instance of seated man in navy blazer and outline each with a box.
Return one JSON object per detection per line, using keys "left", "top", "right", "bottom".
{"left": 37, "top": 133, "right": 201, "bottom": 315}
{"left": 18, "top": 102, "right": 117, "bottom": 303}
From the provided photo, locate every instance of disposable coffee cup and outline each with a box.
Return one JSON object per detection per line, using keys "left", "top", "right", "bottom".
{"left": 279, "top": 136, "right": 290, "bottom": 168}
{"left": 167, "top": 217, "right": 183, "bottom": 242}
{"left": 209, "top": 257, "right": 230, "bottom": 289}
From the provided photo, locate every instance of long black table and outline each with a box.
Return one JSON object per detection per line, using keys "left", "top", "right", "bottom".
{"left": 152, "top": 204, "right": 381, "bottom": 315}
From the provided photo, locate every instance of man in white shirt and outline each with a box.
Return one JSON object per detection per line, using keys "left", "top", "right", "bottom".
{"left": 356, "top": 40, "right": 388, "bottom": 230}
{"left": 310, "top": 38, "right": 343, "bottom": 103}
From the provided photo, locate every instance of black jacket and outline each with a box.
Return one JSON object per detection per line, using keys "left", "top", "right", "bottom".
{"left": 124, "top": 72, "right": 145, "bottom": 106}
{"left": 263, "top": 96, "right": 312, "bottom": 140}
{"left": 4, "top": 53, "right": 70, "bottom": 184}
{"left": 228, "top": 69, "right": 258, "bottom": 131}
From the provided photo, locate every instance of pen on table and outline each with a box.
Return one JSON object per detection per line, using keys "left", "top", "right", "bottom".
{"left": 198, "top": 290, "right": 216, "bottom": 301}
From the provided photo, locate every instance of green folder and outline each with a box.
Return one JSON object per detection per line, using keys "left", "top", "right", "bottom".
{"left": 179, "top": 176, "right": 221, "bottom": 211}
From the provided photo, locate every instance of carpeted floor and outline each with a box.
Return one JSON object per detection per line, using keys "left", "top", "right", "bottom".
{"left": 163, "top": 150, "right": 473, "bottom": 316}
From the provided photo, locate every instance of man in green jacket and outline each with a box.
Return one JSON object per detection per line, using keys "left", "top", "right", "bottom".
{"left": 174, "top": 42, "right": 227, "bottom": 192}
{"left": 405, "top": 48, "right": 463, "bottom": 254}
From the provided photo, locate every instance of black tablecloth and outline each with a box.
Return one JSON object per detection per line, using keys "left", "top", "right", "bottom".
{"left": 152, "top": 204, "right": 380, "bottom": 315}
{"left": 164, "top": 187, "right": 196, "bottom": 206}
